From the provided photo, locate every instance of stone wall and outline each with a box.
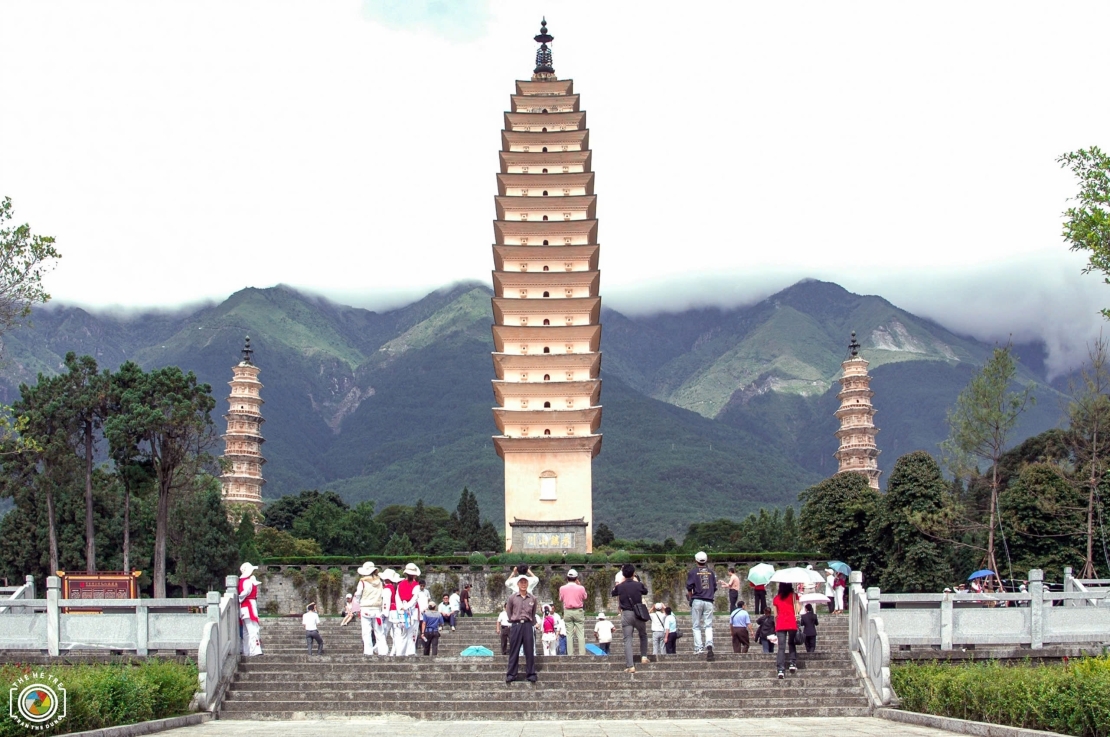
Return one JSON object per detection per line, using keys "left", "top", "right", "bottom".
{"left": 255, "top": 559, "right": 813, "bottom": 616}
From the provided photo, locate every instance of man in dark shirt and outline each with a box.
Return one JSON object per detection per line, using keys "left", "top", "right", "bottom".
{"left": 460, "top": 583, "right": 473, "bottom": 617}
{"left": 504, "top": 576, "right": 538, "bottom": 684}
{"left": 611, "top": 563, "right": 650, "bottom": 673}
{"left": 686, "top": 551, "right": 717, "bottom": 661}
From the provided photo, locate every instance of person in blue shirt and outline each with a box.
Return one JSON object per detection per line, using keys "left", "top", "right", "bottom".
{"left": 729, "top": 600, "right": 753, "bottom": 653}
{"left": 421, "top": 604, "right": 444, "bottom": 656}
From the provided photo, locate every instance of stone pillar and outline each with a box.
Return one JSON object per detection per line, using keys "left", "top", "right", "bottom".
{"left": 136, "top": 603, "right": 149, "bottom": 655}
{"left": 46, "top": 575, "right": 60, "bottom": 656}
{"left": 940, "top": 589, "right": 953, "bottom": 651}
{"left": 25, "top": 574, "right": 35, "bottom": 600}
{"left": 1029, "top": 569, "right": 1044, "bottom": 649}
{"left": 849, "top": 571, "right": 863, "bottom": 650}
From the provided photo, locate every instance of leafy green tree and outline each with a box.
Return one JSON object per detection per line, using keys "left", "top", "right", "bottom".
{"left": 169, "top": 481, "right": 238, "bottom": 595}
{"left": 872, "top": 451, "right": 954, "bottom": 592}
{"left": 474, "top": 520, "right": 502, "bottom": 552}
{"left": 105, "top": 362, "right": 218, "bottom": 598}
{"left": 235, "top": 512, "right": 261, "bottom": 564}
{"left": 255, "top": 526, "right": 322, "bottom": 558}
{"left": 382, "top": 532, "right": 415, "bottom": 556}
{"left": 1066, "top": 335, "right": 1110, "bottom": 577}
{"left": 941, "top": 345, "right": 1034, "bottom": 585}
{"left": 999, "top": 463, "right": 1085, "bottom": 580}
{"left": 799, "top": 472, "right": 881, "bottom": 580}
{"left": 425, "top": 530, "right": 466, "bottom": 556}
{"left": 0, "top": 196, "right": 61, "bottom": 336}
{"left": 263, "top": 490, "right": 347, "bottom": 531}
{"left": 449, "top": 487, "right": 481, "bottom": 549}
{"left": 59, "top": 353, "right": 111, "bottom": 572}
{"left": 1059, "top": 147, "right": 1110, "bottom": 318}
{"left": 594, "top": 523, "right": 615, "bottom": 547}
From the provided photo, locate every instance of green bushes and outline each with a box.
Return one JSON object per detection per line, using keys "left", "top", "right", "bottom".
{"left": 0, "top": 660, "right": 197, "bottom": 737}
{"left": 892, "top": 656, "right": 1110, "bottom": 737}
{"left": 468, "top": 552, "right": 487, "bottom": 565}
{"left": 259, "top": 551, "right": 816, "bottom": 566}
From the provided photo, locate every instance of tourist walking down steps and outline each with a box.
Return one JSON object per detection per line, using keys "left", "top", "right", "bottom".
{"left": 612, "top": 563, "right": 650, "bottom": 673}
{"left": 687, "top": 551, "right": 717, "bottom": 661}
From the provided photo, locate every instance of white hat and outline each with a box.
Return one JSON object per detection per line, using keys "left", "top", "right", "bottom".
{"left": 654, "top": 602, "right": 664, "bottom": 610}
{"left": 345, "top": 593, "right": 353, "bottom": 599}
{"left": 357, "top": 561, "right": 378, "bottom": 576}
{"left": 695, "top": 551, "right": 708, "bottom": 564}
{"left": 380, "top": 568, "right": 401, "bottom": 583}
{"left": 403, "top": 562, "right": 421, "bottom": 577}
{"left": 567, "top": 569, "right": 579, "bottom": 579}
{"left": 596, "top": 612, "right": 606, "bottom": 619}
{"left": 239, "top": 562, "right": 258, "bottom": 577}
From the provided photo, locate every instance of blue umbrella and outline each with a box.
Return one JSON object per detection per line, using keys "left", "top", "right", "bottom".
{"left": 828, "top": 561, "right": 851, "bottom": 576}
{"left": 968, "top": 569, "right": 995, "bottom": 581}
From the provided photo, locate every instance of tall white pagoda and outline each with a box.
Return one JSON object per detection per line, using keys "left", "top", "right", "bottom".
{"left": 834, "top": 332, "right": 881, "bottom": 489}
{"left": 490, "top": 19, "right": 602, "bottom": 553}
{"left": 220, "top": 336, "right": 266, "bottom": 510}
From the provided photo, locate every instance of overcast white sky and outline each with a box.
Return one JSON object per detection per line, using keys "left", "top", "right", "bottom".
{"left": 1, "top": 1, "right": 1108, "bottom": 375}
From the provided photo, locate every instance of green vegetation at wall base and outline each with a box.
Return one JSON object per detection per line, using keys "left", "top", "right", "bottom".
{"left": 892, "top": 656, "right": 1110, "bottom": 737}
{"left": 258, "top": 551, "right": 818, "bottom": 567}
{"left": 0, "top": 660, "right": 198, "bottom": 737}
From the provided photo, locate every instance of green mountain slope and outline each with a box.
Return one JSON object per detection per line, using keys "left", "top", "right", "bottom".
{"left": 0, "top": 278, "right": 1070, "bottom": 540}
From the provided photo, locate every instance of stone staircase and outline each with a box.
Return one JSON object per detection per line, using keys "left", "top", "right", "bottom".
{"left": 219, "top": 614, "right": 869, "bottom": 720}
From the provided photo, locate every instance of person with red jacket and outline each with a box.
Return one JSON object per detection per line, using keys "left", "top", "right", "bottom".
{"left": 772, "top": 582, "right": 800, "bottom": 678}
{"left": 392, "top": 563, "right": 422, "bottom": 656}
{"left": 238, "top": 562, "right": 263, "bottom": 657}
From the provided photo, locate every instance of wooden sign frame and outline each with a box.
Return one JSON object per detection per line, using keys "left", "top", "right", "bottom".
{"left": 57, "top": 571, "right": 142, "bottom": 613}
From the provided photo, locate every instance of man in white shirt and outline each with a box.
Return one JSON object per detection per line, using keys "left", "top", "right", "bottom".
{"left": 438, "top": 595, "right": 455, "bottom": 630}
{"left": 448, "top": 590, "right": 461, "bottom": 631}
{"left": 496, "top": 609, "right": 511, "bottom": 654}
{"left": 302, "top": 602, "right": 324, "bottom": 655}
{"left": 593, "top": 612, "right": 615, "bottom": 654}
{"left": 649, "top": 602, "right": 667, "bottom": 656}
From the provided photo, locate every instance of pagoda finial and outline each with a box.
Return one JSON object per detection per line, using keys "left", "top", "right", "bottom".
{"left": 533, "top": 18, "right": 554, "bottom": 76}
{"left": 242, "top": 335, "right": 254, "bottom": 364}
{"left": 848, "top": 331, "right": 860, "bottom": 357}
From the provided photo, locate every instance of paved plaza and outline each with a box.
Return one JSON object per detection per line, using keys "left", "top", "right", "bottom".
{"left": 165, "top": 718, "right": 965, "bottom": 737}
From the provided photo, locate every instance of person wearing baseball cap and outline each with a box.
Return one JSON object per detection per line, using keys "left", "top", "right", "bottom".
{"left": 558, "top": 568, "right": 588, "bottom": 655}
{"left": 686, "top": 551, "right": 717, "bottom": 661}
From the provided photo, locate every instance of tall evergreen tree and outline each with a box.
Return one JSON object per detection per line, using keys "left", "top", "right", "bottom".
{"left": 169, "top": 483, "right": 239, "bottom": 595}
{"left": 999, "top": 463, "right": 1086, "bottom": 581}
{"left": 236, "top": 511, "right": 261, "bottom": 564}
{"left": 799, "top": 472, "right": 881, "bottom": 581}
{"left": 872, "top": 451, "right": 954, "bottom": 592}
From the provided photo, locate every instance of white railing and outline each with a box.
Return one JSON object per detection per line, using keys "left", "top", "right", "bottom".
{"left": 1064, "top": 567, "right": 1110, "bottom": 608}
{"left": 0, "top": 575, "right": 35, "bottom": 614}
{"left": 197, "top": 575, "right": 241, "bottom": 712}
{"left": 0, "top": 575, "right": 242, "bottom": 713}
{"left": 848, "top": 572, "right": 893, "bottom": 707}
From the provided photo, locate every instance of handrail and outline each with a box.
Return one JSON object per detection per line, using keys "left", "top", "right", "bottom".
{"left": 0, "top": 575, "right": 35, "bottom": 614}
{"left": 848, "top": 572, "right": 892, "bottom": 709}
{"left": 196, "top": 576, "right": 240, "bottom": 712}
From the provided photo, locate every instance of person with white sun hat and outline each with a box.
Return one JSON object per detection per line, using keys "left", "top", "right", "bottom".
{"left": 390, "top": 563, "right": 423, "bottom": 656}
{"left": 353, "top": 561, "right": 388, "bottom": 655}
{"left": 238, "top": 562, "right": 263, "bottom": 656}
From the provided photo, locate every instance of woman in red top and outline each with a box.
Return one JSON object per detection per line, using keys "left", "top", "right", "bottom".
{"left": 772, "top": 582, "right": 800, "bottom": 678}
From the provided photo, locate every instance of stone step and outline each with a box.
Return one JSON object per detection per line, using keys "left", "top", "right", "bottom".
{"left": 218, "top": 704, "right": 872, "bottom": 720}
{"left": 230, "top": 673, "right": 862, "bottom": 687}
{"left": 223, "top": 685, "right": 864, "bottom": 700}
{"left": 236, "top": 659, "right": 854, "bottom": 672}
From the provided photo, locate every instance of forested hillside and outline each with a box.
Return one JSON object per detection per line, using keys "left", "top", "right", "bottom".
{"left": 0, "top": 279, "right": 1067, "bottom": 539}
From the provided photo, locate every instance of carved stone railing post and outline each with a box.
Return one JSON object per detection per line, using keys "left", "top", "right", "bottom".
{"left": 1029, "top": 568, "right": 1044, "bottom": 649}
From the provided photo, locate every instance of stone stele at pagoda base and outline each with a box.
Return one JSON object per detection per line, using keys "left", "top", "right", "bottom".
{"left": 221, "top": 336, "right": 266, "bottom": 513}
{"left": 834, "top": 332, "right": 881, "bottom": 490}
{"left": 490, "top": 19, "right": 602, "bottom": 554}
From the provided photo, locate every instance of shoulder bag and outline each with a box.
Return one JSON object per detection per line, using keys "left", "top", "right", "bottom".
{"left": 632, "top": 602, "right": 651, "bottom": 621}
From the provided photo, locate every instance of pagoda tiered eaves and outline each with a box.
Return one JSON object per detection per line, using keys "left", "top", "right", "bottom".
{"left": 834, "top": 333, "right": 881, "bottom": 490}
{"left": 221, "top": 338, "right": 266, "bottom": 509}
{"left": 492, "top": 21, "right": 602, "bottom": 552}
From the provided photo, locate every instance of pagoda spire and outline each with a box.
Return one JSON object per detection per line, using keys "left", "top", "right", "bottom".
{"left": 241, "top": 335, "right": 254, "bottom": 364}
{"left": 532, "top": 17, "right": 555, "bottom": 79}
{"left": 834, "top": 332, "right": 881, "bottom": 490}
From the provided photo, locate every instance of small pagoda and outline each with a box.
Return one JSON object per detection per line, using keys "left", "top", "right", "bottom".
{"left": 220, "top": 336, "right": 266, "bottom": 510}
{"left": 834, "top": 332, "right": 881, "bottom": 489}
{"left": 490, "top": 19, "right": 602, "bottom": 553}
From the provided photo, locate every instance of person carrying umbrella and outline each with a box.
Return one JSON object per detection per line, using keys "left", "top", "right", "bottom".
{"left": 769, "top": 568, "right": 808, "bottom": 678}
{"left": 747, "top": 563, "right": 774, "bottom": 615}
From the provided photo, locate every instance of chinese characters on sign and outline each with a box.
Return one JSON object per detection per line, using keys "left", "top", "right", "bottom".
{"left": 523, "top": 532, "right": 575, "bottom": 549}
{"left": 58, "top": 572, "right": 140, "bottom": 613}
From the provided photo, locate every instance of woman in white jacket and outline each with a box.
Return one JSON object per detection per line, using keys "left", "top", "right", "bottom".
{"left": 352, "top": 562, "right": 389, "bottom": 655}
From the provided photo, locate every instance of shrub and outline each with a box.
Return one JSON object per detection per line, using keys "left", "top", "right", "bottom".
{"left": 468, "top": 552, "right": 488, "bottom": 565}
{"left": 302, "top": 566, "right": 321, "bottom": 582}
{"left": 563, "top": 553, "right": 587, "bottom": 564}
{"left": 609, "top": 550, "right": 631, "bottom": 564}
{"left": 892, "top": 656, "right": 1110, "bottom": 737}
{"left": 587, "top": 552, "right": 609, "bottom": 564}
{"left": 0, "top": 660, "right": 197, "bottom": 737}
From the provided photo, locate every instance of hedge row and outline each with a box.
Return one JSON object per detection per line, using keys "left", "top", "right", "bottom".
{"left": 0, "top": 660, "right": 197, "bottom": 737}
{"left": 892, "top": 656, "right": 1110, "bottom": 737}
{"left": 259, "top": 551, "right": 818, "bottom": 566}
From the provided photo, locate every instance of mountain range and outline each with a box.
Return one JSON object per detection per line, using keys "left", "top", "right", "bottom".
{"left": 0, "top": 279, "right": 1068, "bottom": 539}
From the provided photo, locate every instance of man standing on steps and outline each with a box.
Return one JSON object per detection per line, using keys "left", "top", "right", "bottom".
{"left": 725, "top": 568, "right": 741, "bottom": 613}
{"left": 504, "top": 575, "right": 538, "bottom": 684}
{"left": 558, "top": 568, "right": 587, "bottom": 655}
{"left": 686, "top": 551, "right": 717, "bottom": 661}
{"left": 460, "top": 583, "right": 473, "bottom": 617}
